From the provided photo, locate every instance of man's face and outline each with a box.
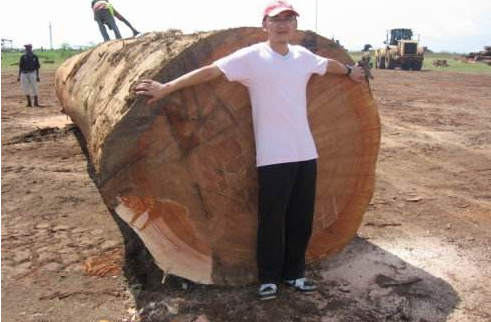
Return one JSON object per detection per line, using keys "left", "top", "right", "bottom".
{"left": 262, "top": 11, "right": 298, "bottom": 43}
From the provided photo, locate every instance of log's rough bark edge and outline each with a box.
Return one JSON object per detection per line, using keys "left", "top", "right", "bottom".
{"left": 55, "top": 27, "right": 381, "bottom": 286}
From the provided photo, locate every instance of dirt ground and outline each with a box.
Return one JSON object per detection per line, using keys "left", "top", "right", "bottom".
{"left": 1, "top": 67, "right": 490, "bottom": 322}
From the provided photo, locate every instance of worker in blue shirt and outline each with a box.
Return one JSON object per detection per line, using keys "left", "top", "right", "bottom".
{"left": 17, "top": 44, "right": 41, "bottom": 107}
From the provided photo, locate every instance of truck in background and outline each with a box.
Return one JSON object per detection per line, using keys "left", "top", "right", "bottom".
{"left": 375, "top": 28, "right": 424, "bottom": 71}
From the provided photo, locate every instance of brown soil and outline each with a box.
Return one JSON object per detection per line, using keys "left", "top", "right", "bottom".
{"left": 2, "top": 68, "right": 490, "bottom": 322}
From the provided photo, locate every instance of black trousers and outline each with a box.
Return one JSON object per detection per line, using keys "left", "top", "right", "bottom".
{"left": 256, "top": 159, "right": 317, "bottom": 283}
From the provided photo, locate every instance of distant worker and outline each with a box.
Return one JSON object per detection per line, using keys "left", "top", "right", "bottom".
{"left": 91, "top": 0, "right": 139, "bottom": 42}
{"left": 360, "top": 44, "right": 374, "bottom": 75}
{"left": 17, "top": 44, "right": 40, "bottom": 107}
{"left": 361, "top": 44, "right": 372, "bottom": 66}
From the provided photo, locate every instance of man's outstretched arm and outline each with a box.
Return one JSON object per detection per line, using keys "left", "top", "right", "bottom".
{"left": 326, "top": 59, "right": 366, "bottom": 83}
{"left": 135, "top": 64, "right": 223, "bottom": 105}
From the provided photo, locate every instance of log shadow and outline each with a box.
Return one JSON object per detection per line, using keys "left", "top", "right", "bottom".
{"left": 72, "top": 127, "right": 460, "bottom": 322}
{"left": 308, "top": 237, "right": 461, "bottom": 322}
{"left": 71, "top": 125, "right": 165, "bottom": 286}
{"left": 116, "top": 237, "right": 460, "bottom": 322}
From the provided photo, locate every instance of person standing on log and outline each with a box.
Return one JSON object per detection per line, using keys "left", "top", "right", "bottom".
{"left": 91, "top": 0, "right": 139, "bottom": 42}
{"left": 135, "top": 0, "right": 366, "bottom": 300}
{"left": 17, "top": 44, "right": 41, "bottom": 107}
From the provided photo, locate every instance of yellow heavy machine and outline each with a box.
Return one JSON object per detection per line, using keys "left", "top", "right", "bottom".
{"left": 375, "top": 28, "right": 424, "bottom": 70}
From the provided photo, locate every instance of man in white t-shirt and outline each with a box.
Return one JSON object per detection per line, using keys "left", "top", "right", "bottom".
{"left": 135, "top": 0, "right": 366, "bottom": 300}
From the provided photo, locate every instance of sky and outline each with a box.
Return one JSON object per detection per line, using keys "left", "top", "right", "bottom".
{"left": 1, "top": 0, "right": 490, "bottom": 53}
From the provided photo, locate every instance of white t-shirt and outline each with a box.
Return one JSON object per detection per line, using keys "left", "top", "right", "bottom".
{"left": 214, "top": 42, "right": 328, "bottom": 167}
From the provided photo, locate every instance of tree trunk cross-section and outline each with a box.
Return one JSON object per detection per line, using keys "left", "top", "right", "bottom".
{"left": 55, "top": 28, "right": 381, "bottom": 286}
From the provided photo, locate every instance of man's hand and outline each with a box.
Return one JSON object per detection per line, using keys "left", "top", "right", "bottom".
{"left": 135, "top": 79, "right": 170, "bottom": 105}
{"left": 36, "top": 77, "right": 40, "bottom": 82}
{"left": 17, "top": 77, "right": 20, "bottom": 82}
{"left": 326, "top": 59, "right": 368, "bottom": 84}
{"left": 349, "top": 66, "right": 366, "bottom": 83}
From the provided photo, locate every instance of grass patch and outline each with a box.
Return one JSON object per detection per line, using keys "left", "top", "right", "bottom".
{"left": 348, "top": 52, "right": 363, "bottom": 63}
{"left": 348, "top": 51, "right": 491, "bottom": 74}
{"left": 423, "top": 52, "right": 491, "bottom": 74}
{"left": 1, "top": 49, "right": 86, "bottom": 71}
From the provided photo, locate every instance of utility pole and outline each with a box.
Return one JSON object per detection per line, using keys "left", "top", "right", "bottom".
{"left": 315, "top": 0, "right": 318, "bottom": 33}
{"left": 49, "top": 22, "right": 53, "bottom": 50}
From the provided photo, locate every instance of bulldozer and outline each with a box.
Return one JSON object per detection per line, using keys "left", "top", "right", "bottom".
{"left": 375, "top": 28, "right": 424, "bottom": 70}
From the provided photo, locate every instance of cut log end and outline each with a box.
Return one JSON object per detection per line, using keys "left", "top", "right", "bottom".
{"left": 55, "top": 28, "right": 381, "bottom": 286}
{"left": 115, "top": 196, "right": 213, "bottom": 284}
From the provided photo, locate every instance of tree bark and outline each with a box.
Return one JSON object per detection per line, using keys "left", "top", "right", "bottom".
{"left": 55, "top": 28, "right": 381, "bottom": 286}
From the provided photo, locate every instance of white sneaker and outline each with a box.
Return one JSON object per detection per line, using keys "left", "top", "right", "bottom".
{"left": 284, "top": 277, "right": 317, "bottom": 293}
{"left": 257, "top": 283, "right": 278, "bottom": 300}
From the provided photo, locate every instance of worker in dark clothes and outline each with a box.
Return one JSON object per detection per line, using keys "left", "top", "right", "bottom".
{"left": 17, "top": 44, "right": 40, "bottom": 107}
{"left": 91, "top": 0, "right": 139, "bottom": 42}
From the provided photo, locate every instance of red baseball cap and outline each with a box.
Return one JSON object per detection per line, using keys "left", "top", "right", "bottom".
{"left": 263, "top": 1, "right": 299, "bottom": 19}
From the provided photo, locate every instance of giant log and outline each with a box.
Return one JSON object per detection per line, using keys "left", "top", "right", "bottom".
{"left": 55, "top": 28, "right": 381, "bottom": 285}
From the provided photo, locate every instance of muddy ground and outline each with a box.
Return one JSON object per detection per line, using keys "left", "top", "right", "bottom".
{"left": 1, "top": 67, "right": 490, "bottom": 322}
